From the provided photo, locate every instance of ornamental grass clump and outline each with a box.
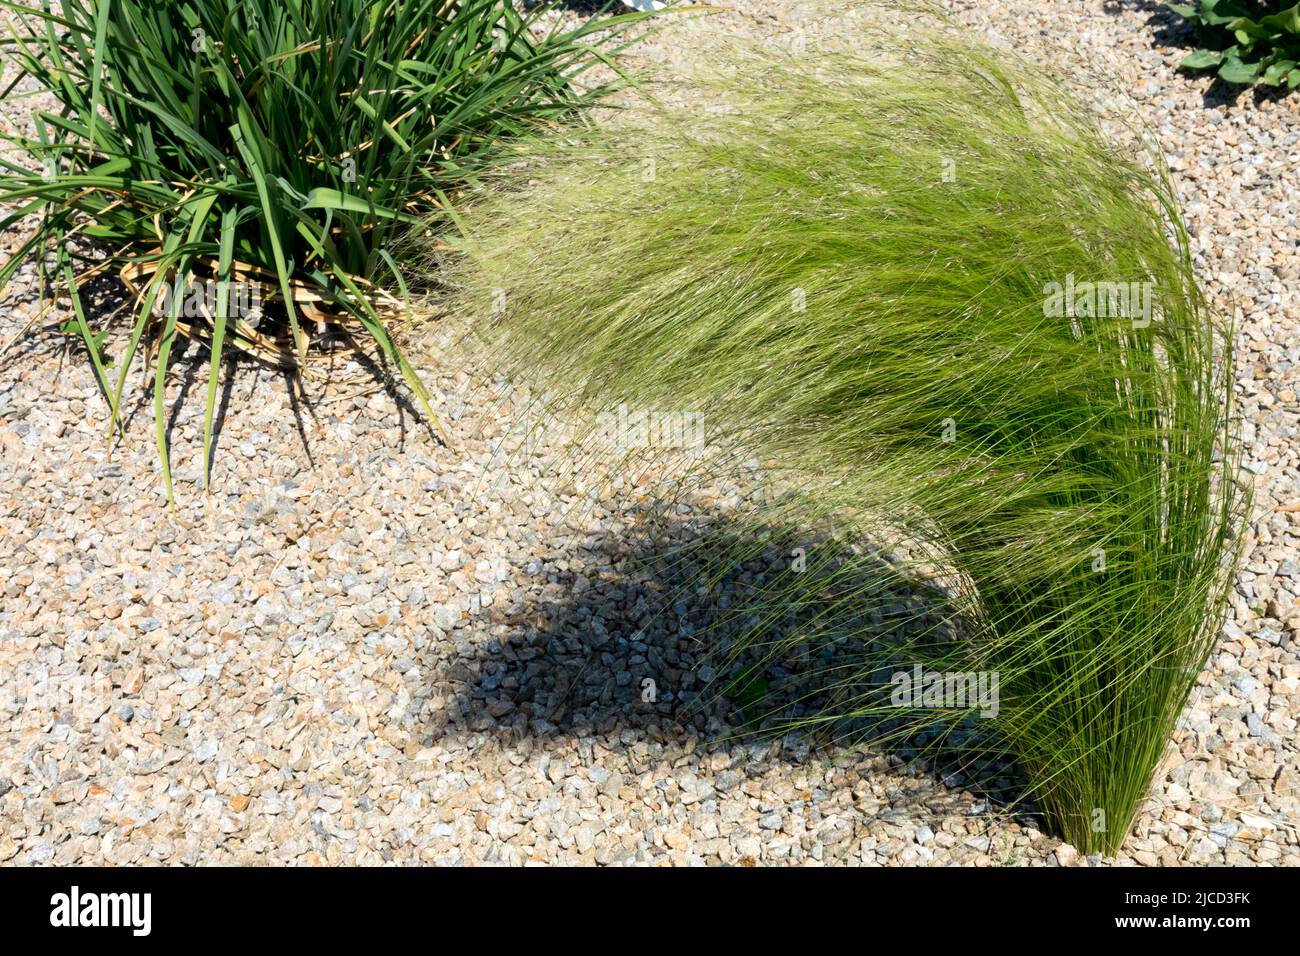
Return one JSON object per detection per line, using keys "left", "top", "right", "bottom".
{"left": 433, "top": 21, "right": 1244, "bottom": 853}
{"left": 0, "top": 0, "right": 649, "bottom": 498}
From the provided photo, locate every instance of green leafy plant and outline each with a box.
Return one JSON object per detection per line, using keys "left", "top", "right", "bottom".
{"left": 1168, "top": 1, "right": 1300, "bottom": 87}
{"left": 0, "top": 0, "right": 649, "bottom": 499}
{"left": 434, "top": 21, "right": 1244, "bottom": 855}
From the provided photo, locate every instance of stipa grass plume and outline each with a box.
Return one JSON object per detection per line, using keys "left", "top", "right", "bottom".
{"left": 433, "top": 23, "right": 1244, "bottom": 853}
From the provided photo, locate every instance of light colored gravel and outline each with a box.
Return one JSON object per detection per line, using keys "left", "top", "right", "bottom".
{"left": 0, "top": 0, "right": 1296, "bottom": 866}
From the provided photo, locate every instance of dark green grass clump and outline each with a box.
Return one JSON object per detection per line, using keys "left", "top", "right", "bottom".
{"left": 0, "top": 0, "right": 648, "bottom": 497}
{"left": 434, "top": 19, "right": 1245, "bottom": 854}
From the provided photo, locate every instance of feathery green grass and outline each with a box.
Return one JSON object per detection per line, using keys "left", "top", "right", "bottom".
{"left": 0, "top": 0, "right": 650, "bottom": 499}
{"left": 432, "top": 22, "right": 1245, "bottom": 854}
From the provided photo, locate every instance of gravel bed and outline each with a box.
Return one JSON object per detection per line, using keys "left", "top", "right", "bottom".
{"left": 0, "top": 0, "right": 1296, "bottom": 866}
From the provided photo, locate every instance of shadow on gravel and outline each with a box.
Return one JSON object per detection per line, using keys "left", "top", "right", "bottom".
{"left": 1102, "top": 0, "right": 1296, "bottom": 108}
{"left": 0, "top": 269, "right": 131, "bottom": 378}
{"left": 522, "top": 0, "right": 632, "bottom": 14}
{"left": 432, "top": 498, "right": 1039, "bottom": 825}
{"left": 0, "top": 265, "right": 439, "bottom": 470}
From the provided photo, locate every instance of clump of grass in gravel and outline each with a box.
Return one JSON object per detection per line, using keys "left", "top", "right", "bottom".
{"left": 0, "top": 0, "right": 650, "bottom": 499}
{"left": 432, "top": 21, "right": 1246, "bottom": 853}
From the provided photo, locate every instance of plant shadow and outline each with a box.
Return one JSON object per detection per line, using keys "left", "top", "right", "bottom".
{"left": 428, "top": 495, "right": 1041, "bottom": 828}
{"left": 0, "top": 267, "right": 440, "bottom": 476}
{"left": 524, "top": 0, "right": 636, "bottom": 14}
